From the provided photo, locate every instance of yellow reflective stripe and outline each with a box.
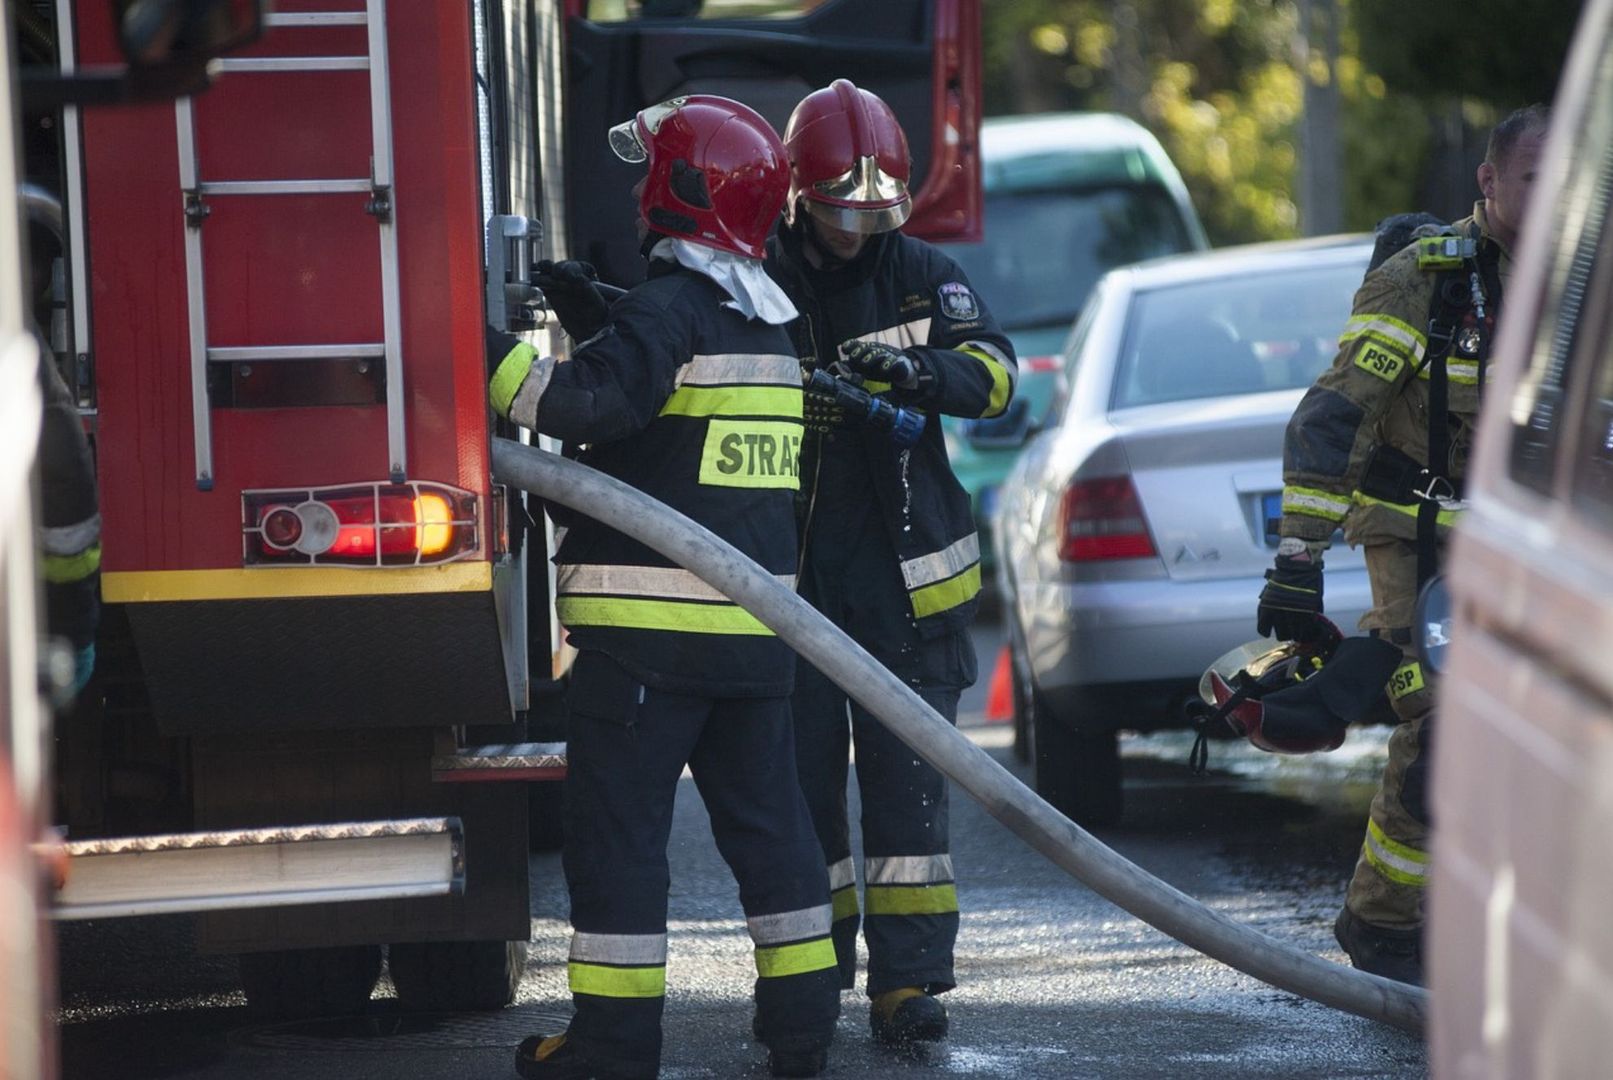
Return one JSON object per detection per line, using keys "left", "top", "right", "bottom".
{"left": 1340, "top": 314, "right": 1426, "bottom": 356}
{"left": 959, "top": 345, "right": 1013, "bottom": 418}
{"left": 754, "top": 937, "right": 838, "bottom": 979}
{"left": 865, "top": 883, "right": 959, "bottom": 916}
{"left": 698, "top": 419, "right": 802, "bottom": 489}
{"left": 43, "top": 543, "right": 101, "bottom": 584}
{"left": 1387, "top": 662, "right": 1426, "bottom": 700}
{"left": 568, "top": 961, "right": 666, "bottom": 999}
{"left": 1417, "top": 359, "right": 1480, "bottom": 385}
{"left": 1351, "top": 492, "right": 1463, "bottom": 528}
{"left": 659, "top": 385, "right": 802, "bottom": 420}
{"left": 1282, "top": 486, "right": 1351, "bottom": 522}
{"left": 831, "top": 885, "right": 859, "bottom": 922}
{"left": 556, "top": 595, "right": 774, "bottom": 636}
{"left": 1363, "top": 819, "right": 1428, "bottom": 887}
{"left": 488, "top": 341, "right": 536, "bottom": 418}
{"left": 102, "top": 563, "right": 493, "bottom": 603}
{"left": 910, "top": 564, "right": 981, "bottom": 619}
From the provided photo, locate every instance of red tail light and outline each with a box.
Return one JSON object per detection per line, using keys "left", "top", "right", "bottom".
{"left": 244, "top": 482, "right": 478, "bottom": 567}
{"left": 1058, "top": 476, "right": 1156, "bottom": 561}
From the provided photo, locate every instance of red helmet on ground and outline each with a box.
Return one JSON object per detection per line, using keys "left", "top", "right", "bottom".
{"left": 608, "top": 95, "right": 789, "bottom": 260}
{"left": 783, "top": 79, "right": 912, "bottom": 235}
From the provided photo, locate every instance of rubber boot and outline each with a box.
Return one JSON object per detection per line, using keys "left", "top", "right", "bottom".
{"left": 869, "top": 987, "right": 948, "bottom": 1046}
{"left": 515, "top": 1033, "right": 637, "bottom": 1080}
{"left": 1334, "top": 908, "right": 1423, "bottom": 986}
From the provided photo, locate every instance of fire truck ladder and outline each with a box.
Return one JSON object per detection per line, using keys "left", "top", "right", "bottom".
{"left": 176, "top": 2, "right": 406, "bottom": 491}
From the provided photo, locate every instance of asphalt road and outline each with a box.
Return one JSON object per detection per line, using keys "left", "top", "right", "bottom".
{"left": 56, "top": 618, "right": 1429, "bottom": 1080}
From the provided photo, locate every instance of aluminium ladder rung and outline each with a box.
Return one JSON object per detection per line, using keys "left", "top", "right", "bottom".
{"left": 432, "top": 742, "right": 568, "bottom": 783}
{"left": 266, "top": 12, "right": 369, "bottom": 27}
{"left": 50, "top": 817, "right": 465, "bottom": 921}
{"left": 200, "top": 179, "right": 374, "bottom": 197}
{"left": 208, "top": 344, "right": 386, "bottom": 363}
{"left": 216, "top": 56, "right": 369, "bottom": 73}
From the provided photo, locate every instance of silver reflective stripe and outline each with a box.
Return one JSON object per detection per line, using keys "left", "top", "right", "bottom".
{"left": 899, "top": 534, "right": 980, "bottom": 591}
{"left": 827, "top": 857, "right": 856, "bottom": 891}
{"left": 865, "top": 854, "right": 954, "bottom": 886}
{"left": 845, "top": 318, "right": 932, "bottom": 353}
{"left": 41, "top": 513, "right": 101, "bottom": 556}
{"left": 678, "top": 353, "right": 800, "bottom": 387}
{"left": 508, "top": 354, "right": 558, "bottom": 428}
{"left": 558, "top": 563, "right": 795, "bottom": 601}
{"left": 747, "top": 904, "right": 834, "bottom": 946}
{"left": 1341, "top": 313, "right": 1427, "bottom": 358}
{"left": 570, "top": 931, "right": 668, "bottom": 965}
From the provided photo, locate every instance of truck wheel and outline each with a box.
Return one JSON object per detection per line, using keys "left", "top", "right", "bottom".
{"left": 1030, "top": 693, "right": 1124, "bottom": 828}
{"left": 527, "top": 780, "right": 565, "bottom": 853}
{"left": 389, "top": 939, "right": 527, "bottom": 1012}
{"left": 237, "top": 945, "right": 382, "bottom": 1019}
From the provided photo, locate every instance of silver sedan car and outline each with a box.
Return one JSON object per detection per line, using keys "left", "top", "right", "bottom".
{"left": 992, "top": 236, "right": 1376, "bottom": 826}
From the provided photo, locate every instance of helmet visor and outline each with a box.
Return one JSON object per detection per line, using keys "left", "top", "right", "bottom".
{"left": 607, "top": 97, "right": 689, "bottom": 164}
{"left": 801, "top": 154, "right": 912, "bottom": 234}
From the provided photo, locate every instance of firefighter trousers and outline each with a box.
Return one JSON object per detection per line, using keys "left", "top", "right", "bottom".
{"left": 561, "top": 650, "right": 841, "bottom": 1078}
{"left": 1345, "top": 539, "right": 1436, "bottom": 929}
{"left": 791, "top": 653, "right": 963, "bottom": 998}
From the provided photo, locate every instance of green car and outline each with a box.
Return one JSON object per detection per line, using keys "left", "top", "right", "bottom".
{"left": 940, "top": 113, "right": 1209, "bottom": 574}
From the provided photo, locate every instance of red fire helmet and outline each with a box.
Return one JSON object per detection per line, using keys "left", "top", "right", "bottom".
{"left": 608, "top": 94, "right": 789, "bottom": 260}
{"left": 783, "top": 78, "right": 912, "bottom": 235}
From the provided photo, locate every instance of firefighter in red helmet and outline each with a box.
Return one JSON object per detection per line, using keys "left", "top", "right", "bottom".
{"left": 764, "top": 79, "right": 1017, "bottom": 1047}
{"left": 490, "top": 94, "right": 839, "bottom": 1080}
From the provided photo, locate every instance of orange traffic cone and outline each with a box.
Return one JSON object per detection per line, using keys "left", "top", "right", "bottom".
{"left": 985, "top": 644, "right": 1014, "bottom": 724}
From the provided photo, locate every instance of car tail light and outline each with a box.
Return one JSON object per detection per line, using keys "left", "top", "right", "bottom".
{"left": 1023, "top": 355, "right": 1062, "bottom": 374}
{"left": 243, "top": 482, "right": 479, "bottom": 567}
{"left": 1058, "top": 476, "right": 1156, "bottom": 561}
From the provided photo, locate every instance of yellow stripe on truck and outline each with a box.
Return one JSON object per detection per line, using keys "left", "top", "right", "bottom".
{"left": 102, "top": 562, "right": 493, "bottom": 603}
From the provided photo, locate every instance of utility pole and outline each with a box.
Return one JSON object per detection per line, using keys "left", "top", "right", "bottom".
{"left": 1297, "top": 0, "right": 1343, "bottom": 235}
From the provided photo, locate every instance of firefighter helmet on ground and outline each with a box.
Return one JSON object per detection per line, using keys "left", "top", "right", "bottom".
{"left": 608, "top": 95, "right": 790, "bottom": 259}
{"left": 783, "top": 78, "right": 912, "bottom": 235}
{"left": 1198, "top": 619, "right": 1403, "bottom": 755}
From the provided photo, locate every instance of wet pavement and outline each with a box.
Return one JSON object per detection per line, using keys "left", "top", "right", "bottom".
{"left": 56, "top": 620, "right": 1428, "bottom": 1079}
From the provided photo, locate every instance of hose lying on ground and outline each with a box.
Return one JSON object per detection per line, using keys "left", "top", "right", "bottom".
{"left": 491, "top": 438, "right": 1427, "bottom": 1034}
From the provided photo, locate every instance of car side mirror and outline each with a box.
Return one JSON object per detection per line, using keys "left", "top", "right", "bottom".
{"left": 964, "top": 397, "right": 1037, "bottom": 450}
{"left": 1414, "top": 574, "right": 1452, "bottom": 676}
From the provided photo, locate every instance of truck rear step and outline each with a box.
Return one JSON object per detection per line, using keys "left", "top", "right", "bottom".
{"left": 432, "top": 742, "right": 567, "bottom": 783}
{"left": 51, "top": 816, "right": 463, "bottom": 921}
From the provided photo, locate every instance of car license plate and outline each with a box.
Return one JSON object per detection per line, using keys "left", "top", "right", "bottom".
{"left": 1262, "top": 492, "right": 1282, "bottom": 547}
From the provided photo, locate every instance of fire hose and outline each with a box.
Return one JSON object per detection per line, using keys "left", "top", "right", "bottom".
{"left": 491, "top": 437, "right": 1427, "bottom": 1034}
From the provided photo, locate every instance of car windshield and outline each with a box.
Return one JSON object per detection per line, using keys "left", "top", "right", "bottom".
{"left": 943, "top": 185, "right": 1194, "bottom": 332}
{"left": 1112, "top": 258, "right": 1367, "bottom": 409}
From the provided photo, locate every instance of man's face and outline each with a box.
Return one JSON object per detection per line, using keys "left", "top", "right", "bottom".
{"left": 809, "top": 219, "right": 870, "bottom": 262}
{"left": 1479, "top": 128, "right": 1546, "bottom": 246}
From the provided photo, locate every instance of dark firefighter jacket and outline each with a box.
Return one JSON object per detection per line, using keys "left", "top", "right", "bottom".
{"left": 765, "top": 224, "right": 1017, "bottom": 640}
{"left": 488, "top": 262, "right": 802, "bottom": 697}
{"left": 1280, "top": 203, "right": 1510, "bottom": 550}
{"left": 37, "top": 340, "right": 99, "bottom": 652}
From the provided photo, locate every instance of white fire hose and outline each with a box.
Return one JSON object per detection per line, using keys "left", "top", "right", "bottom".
{"left": 492, "top": 438, "right": 1427, "bottom": 1034}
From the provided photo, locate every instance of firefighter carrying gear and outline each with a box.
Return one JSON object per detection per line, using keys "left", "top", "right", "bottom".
{"left": 491, "top": 94, "right": 838, "bottom": 1079}
{"left": 1274, "top": 202, "right": 1511, "bottom": 951}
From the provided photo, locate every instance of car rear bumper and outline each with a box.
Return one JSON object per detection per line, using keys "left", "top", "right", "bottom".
{"left": 1018, "top": 566, "right": 1374, "bottom": 717}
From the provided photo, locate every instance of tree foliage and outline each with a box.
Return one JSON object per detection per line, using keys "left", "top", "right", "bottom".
{"left": 983, "top": 0, "right": 1582, "bottom": 246}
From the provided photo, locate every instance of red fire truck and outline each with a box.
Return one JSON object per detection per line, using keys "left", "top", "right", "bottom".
{"left": 34, "top": 0, "right": 983, "bottom": 1020}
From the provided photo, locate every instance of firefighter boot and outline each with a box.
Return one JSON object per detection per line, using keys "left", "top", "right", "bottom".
{"left": 515, "top": 1033, "right": 637, "bottom": 1080}
{"left": 869, "top": 987, "right": 948, "bottom": 1046}
{"left": 1334, "top": 908, "right": 1423, "bottom": 986}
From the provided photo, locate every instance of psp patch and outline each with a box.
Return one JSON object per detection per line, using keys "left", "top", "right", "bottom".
{"left": 938, "top": 281, "right": 979, "bottom": 321}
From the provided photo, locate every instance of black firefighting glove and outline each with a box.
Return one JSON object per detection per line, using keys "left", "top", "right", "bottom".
{"left": 1257, "top": 549, "right": 1326, "bottom": 642}
{"left": 803, "top": 370, "right": 853, "bottom": 434}
{"left": 534, "top": 259, "right": 609, "bottom": 342}
{"left": 841, "top": 339, "right": 925, "bottom": 391}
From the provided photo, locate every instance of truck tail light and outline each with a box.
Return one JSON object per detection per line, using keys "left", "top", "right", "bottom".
{"left": 244, "top": 482, "right": 479, "bottom": 567}
{"left": 1058, "top": 476, "right": 1156, "bottom": 561}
